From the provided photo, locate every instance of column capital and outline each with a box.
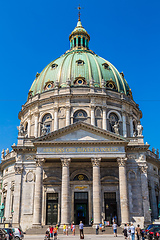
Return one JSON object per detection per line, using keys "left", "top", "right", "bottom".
{"left": 117, "top": 157, "right": 127, "bottom": 167}
{"left": 53, "top": 106, "right": 58, "bottom": 111}
{"left": 35, "top": 158, "right": 45, "bottom": 167}
{"left": 139, "top": 164, "right": 148, "bottom": 173}
{"left": 61, "top": 158, "right": 71, "bottom": 167}
{"left": 14, "top": 164, "right": 23, "bottom": 175}
{"left": 91, "top": 158, "right": 101, "bottom": 167}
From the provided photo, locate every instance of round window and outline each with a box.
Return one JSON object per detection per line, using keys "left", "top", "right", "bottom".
{"left": 78, "top": 79, "right": 83, "bottom": 85}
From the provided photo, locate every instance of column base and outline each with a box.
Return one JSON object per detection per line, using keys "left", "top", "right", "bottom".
{"left": 32, "top": 223, "right": 42, "bottom": 228}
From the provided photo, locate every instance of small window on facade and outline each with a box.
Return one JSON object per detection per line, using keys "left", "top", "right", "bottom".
{"left": 73, "top": 110, "right": 87, "bottom": 123}
{"left": 74, "top": 38, "right": 76, "bottom": 47}
{"left": 83, "top": 37, "right": 85, "bottom": 47}
{"left": 78, "top": 37, "right": 81, "bottom": 47}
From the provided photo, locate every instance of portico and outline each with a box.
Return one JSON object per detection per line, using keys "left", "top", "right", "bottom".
{"left": 33, "top": 121, "right": 129, "bottom": 226}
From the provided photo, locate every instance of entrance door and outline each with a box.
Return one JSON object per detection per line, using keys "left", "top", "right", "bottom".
{"left": 46, "top": 193, "right": 58, "bottom": 225}
{"left": 74, "top": 192, "right": 88, "bottom": 225}
{"left": 104, "top": 192, "right": 117, "bottom": 224}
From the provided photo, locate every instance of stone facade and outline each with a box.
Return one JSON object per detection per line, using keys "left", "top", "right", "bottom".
{"left": 0, "top": 18, "right": 160, "bottom": 231}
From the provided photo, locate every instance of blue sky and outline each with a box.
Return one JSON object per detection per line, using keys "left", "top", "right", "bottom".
{"left": 0, "top": 0, "right": 160, "bottom": 153}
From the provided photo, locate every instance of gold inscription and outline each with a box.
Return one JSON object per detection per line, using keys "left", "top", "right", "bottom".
{"left": 43, "top": 147, "right": 119, "bottom": 153}
{"left": 75, "top": 186, "right": 88, "bottom": 190}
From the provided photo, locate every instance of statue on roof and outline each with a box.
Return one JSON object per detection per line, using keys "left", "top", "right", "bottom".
{"left": 137, "top": 122, "right": 143, "bottom": 136}
{"left": 113, "top": 122, "right": 119, "bottom": 135}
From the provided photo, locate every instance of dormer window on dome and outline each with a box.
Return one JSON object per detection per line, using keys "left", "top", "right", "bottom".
{"left": 74, "top": 76, "right": 86, "bottom": 86}
{"left": 76, "top": 59, "right": 84, "bottom": 66}
{"left": 51, "top": 63, "right": 58, "bottom": 69}
{"left": 102, "top": 63, "right": 110, "bottom": 70}
{"left": 106, "top": 80, "right": 117, "bottom": 90}
{"left": 44, "top": 81, "right": 54, "bottom": 91}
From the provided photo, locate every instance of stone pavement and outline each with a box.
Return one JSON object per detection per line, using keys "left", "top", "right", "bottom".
{"left": 24, "top": 234, "right": 124, "bottom": 239}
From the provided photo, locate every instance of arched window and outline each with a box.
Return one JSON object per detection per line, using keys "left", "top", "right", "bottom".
{"left": 74, "top": 38, "right": 76, "bottom": 47}
{"left": 83, "top": 37, "right": 85, "bottom": 47}
{"left": 95, "top": 107, "right": 102, "bottom": 128}
{"left": 73, "top": 110, "right": 87, "bottom": 123}
{"left": 109, "top": 113, "right": 119, "bottom": 132}
{"left": 41, "top": 113, "right": 52, "bottom": 135}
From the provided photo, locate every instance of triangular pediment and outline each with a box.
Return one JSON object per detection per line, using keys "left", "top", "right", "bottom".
{"left": 33, "top": 121, "right": 128, "bottom": 144}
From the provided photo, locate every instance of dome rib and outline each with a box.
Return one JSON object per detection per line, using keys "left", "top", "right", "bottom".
{"left": 92, "top": 55, "right": 103, "bottom": 86}
{"left": 84, "top": 52, "right": 92, "bottom": 81}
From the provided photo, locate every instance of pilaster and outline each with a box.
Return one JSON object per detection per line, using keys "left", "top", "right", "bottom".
{"left": 12, "top": 163, "right": 23, "bottom": 227}
{"left": 139, "top": 164, "right": 151, "bottom": 224}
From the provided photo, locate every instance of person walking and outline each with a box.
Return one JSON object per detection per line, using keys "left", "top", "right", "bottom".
{"left": 112, "top": 221, "right": 117, "bottom": 237}
{"left": 66, "top": 224, "right": 68, "bottom": 236}
{"left": 63, "top": 223, "right": 66, "bottom": 235}
{"left": 72, "top": 222, "right": 75, "bottom": 236}
{"left": 53, "top": 226, "right": 57, "bottom": 240}
{"left": 130, "top": 224, "right": 135, "bottom": 240}
{"left": 79, "top": 221, "right": 84, "bottom": 239}
{"left": 50, "top": 226, "right": 53, "bottom": 239}
{"left": 96, "top": 224, "right": 99, "bottom": 235}
{"left": 123, "top": 224, "right": 128, "bottom": 239}
{"left": 127, "top": 223, "right": 131, "bottom": 240}
{"left": 136, "top": 225, "right": 141, "bottom": 240}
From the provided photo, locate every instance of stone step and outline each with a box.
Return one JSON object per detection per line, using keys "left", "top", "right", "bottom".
{"left": 25, "top": 226, "right": 122, "bottom": 235}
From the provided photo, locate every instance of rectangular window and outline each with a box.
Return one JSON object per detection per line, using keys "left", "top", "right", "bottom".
{"left": 74, "top": 38, "right": 76, "bottom": 47}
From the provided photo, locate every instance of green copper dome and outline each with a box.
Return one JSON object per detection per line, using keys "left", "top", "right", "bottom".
{"left": 29, "top": 20, "right": 131, "bottom": 98}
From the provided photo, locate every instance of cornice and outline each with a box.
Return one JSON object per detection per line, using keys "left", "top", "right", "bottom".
{"left": 0, "top": 158, "right": 16, "bottom": 171}
{"left": 126, "top": 145, "right": 149, "bottom": 151}
{"left": 33, "top": 140, "right": 128, "bottom": 146}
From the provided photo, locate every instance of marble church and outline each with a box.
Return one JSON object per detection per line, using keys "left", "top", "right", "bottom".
{"left": 0, "top": 15, "right": 160, "bottom": 231}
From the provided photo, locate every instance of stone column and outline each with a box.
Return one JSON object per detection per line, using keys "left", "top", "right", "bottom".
{"left": 54, "top": 107, "right": 58, "bottom": 131}
{"left": 66, "top": 107, "right": 70, "bottom": 126}
{"left": 91, "top": 158, "right": 101, "bottom": 225}
{"left": 12, "top": 164, "right": 23, "bottom": 227}
{"left": 91, "top": 106, "right": 95, "bottom": 125}
{"left": 34, "top": 113, "right": 39, "bottom": 138}
{"left": 139, "top": 164, "right": 151, "bottom": 223}
{"left": 61, "top": 158, "right": 71, "bottom": 225}
{"left": 129, "top": 115, "right": 133, "bottom": 137}
{"left": 33, "top": 159, "right": 43, "bottom": 227}
{"left": 117, "top": 157, "right": 129, "bottom": 224}
{"left": 102, "top": 107, "right": 107, "bottom": 130}
{"left": 122, "top": 112, "right": 127, "bottom": 137}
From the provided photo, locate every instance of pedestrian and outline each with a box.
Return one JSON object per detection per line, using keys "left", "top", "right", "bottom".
{"left": 130, "top": 223, "right": 135, "bottom": 240}
{"left": 79, "top": 220, "right": 84, "bottom": 239}
{"left": 136, "top": 224, "right": 141, "bottom": 240}
{"left": 99, "top": 222, "right": 102, "bottom": 232}
{"left": 127, "top": 223, "right": 131, "bottom": 240}
{"left": 72, "top": 222, "right": 75, "bottom": 236}
{"left": 112, "top": 221, "right": 117, "bottom": 237}
{"left": 96, "top": 224, "right": 99, "bottom": 235}
{"left": 53, "top": 226, "right": 57, "bottom": 240}
{"left": 71, "top": 222, "right": 73, "bottom": 233}
{"left": 66, "top": 224, "right": 68, "bottom": 236}
{"left": 123, "top": 224, "right": 128, "bottom": 239}
{"left": 91, "top": 217, "right": 93, "bottom": 226}
{"left": 63, "top": 223, "right": 66, "bottom": 235}
{"left": 50, "top": 226, "right": 53, "bottom": 238}
{"left": 141, "top": 229, "right": 145, "bottom": 240}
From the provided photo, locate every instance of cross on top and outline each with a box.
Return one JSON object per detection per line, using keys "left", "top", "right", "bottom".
{"left": 77, "top": 4, "right": 82, "bottom": 21}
